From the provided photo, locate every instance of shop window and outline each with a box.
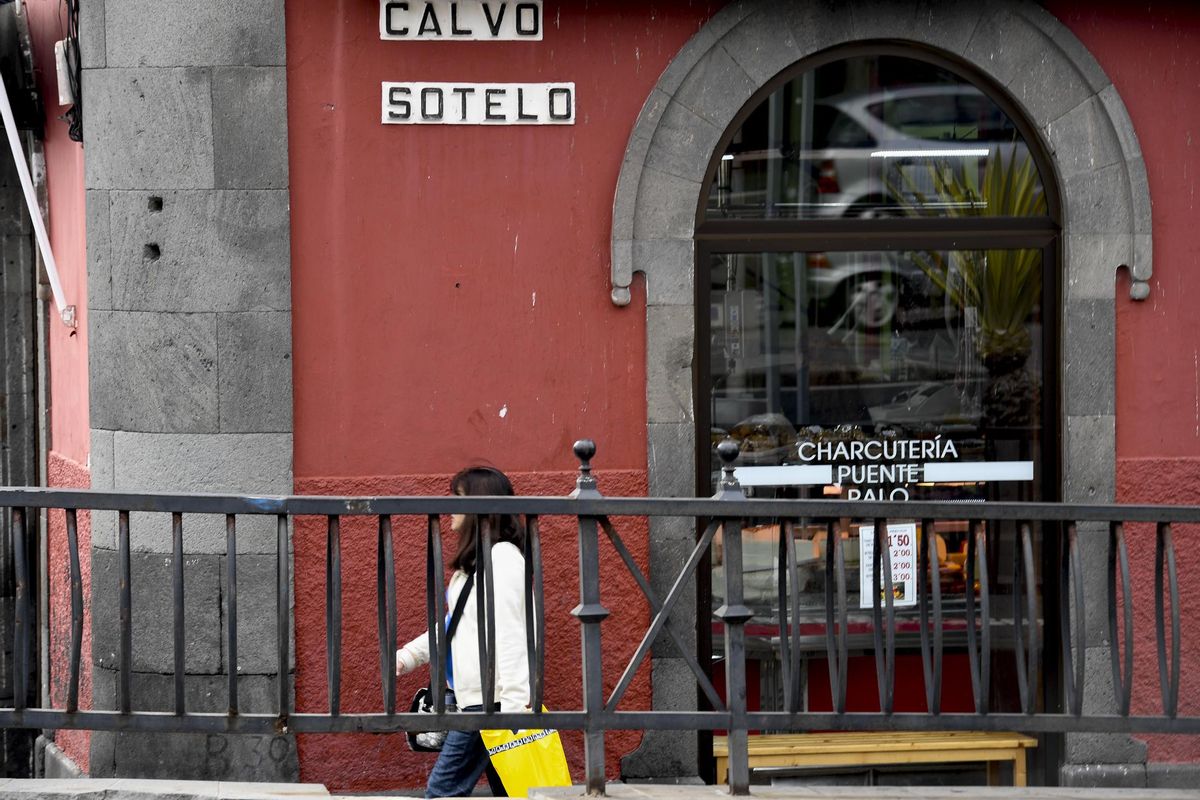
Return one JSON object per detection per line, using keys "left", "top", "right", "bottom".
{"left": 697, "top": 50, "right": 1059, "bottom": 718}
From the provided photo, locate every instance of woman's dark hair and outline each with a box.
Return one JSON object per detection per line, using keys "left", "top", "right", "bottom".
{"left": 450, "top": 465, "right": 524, "bottom": 573}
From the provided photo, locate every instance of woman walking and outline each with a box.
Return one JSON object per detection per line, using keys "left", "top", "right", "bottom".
{"left": 397, "top": 465, "right": 529, "bottom": 797}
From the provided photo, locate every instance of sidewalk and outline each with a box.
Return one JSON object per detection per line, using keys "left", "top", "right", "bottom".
{"left": 3, "top": 782, "right": 1199, "bottom": 800}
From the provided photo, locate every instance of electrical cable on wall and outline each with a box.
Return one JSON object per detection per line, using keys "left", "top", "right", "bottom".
{"left": 62, "top": 0, "right": 81, "bottom": 141}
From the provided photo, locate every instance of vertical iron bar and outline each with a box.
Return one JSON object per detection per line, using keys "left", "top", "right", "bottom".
{"left": 720, "top": 513, "right": 752, "bottom": 795}
{"left": 871, "top": 518, "right": 895, "bottom": 714}
{"left": 1060, "top": 524, "right": 1078, "bottom": 715}
{"left": 834, "top": 522, "right": 848, "bottom": 713}
{"left": 480, "top": 518, "right": 497, "bottom": 712}
{"left": 66, "top": 509, "right": 83, "bottom": 713}
{"left": 327, "top": 515, "right": 342, "bottom": 715}
{"left": 822, "top": 520, "right": 839, "bottom": 713}
{"left": 172, "top": 512, "right": 185, "bottom": 715}
{"left": 1070, "top": 523, "right": 1085, "bottom": 716}
{"left": 426, "top": 514, "right": 446, "bottom": 713}
{"left": 277, "top": 514, "right": 290, "bottom": 719}
{"left": 571, "top": 441, "right": 608, "bottom": 795}
{"left": 377, "top": 515, "right": 397, "bottom": 715}
{"left": 118, "top": 509, "right": 132, "bottom": 714}
{"left": 777, "top": 520, "right": 792, "bottom": 712}
{"left": 525, "top": 515, "right": 545, "bottom": 712}
{"left": 787, "top": 520, "right": 803, "bottom": 713}
{"left": 226, "top": 515, "right": 239, "bottom": 714}
{"left": 1022, "top": 524, "right": 1038, "bottom": 713}
{"left": 1108, "top": 522, "right": 1133, "bottom": 716}
{"left": 1013, "top": 522, "right": 1036, "bottom": 714}
{"left": 918, "top": 518, "right": 931, "bottom": 711}
{"left": 966, "top": 520, "right": 990, "bottom": 714}
{"left": 1155, "top": 522, "right": 1180, "bottom": 717}
{"left": 12, "top": 509, "right": 28, "bottom": 711}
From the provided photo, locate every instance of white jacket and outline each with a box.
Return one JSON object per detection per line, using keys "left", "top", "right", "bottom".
{"left": 397, "top": 541, "right": 530, "bottom": 713}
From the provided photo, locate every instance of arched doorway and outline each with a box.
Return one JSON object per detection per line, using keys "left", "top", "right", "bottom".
{"left": 697, "top": 43, "right": 1061, "bottom": 782}
{"left": 613, "top": 1, "right": 1152, "bottom": 786}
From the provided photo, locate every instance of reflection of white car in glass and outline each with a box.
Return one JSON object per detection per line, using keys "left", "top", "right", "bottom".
{"left": 716, "top": 84, "right": 1025, "bottom": 219}
{"left": 811, "top": 84, "right": 1024, "bottom": 217}
{"left": 806, "top": 250, "right": 931, "bottom": 331}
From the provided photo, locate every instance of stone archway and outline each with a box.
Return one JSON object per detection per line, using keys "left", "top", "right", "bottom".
{"left": 613, "top": 0, "right": 1151, "bottom": 784}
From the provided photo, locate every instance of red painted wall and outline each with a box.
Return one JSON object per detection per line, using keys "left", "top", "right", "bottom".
{"left": 1046, "top": 3, "right": 1200, "bottom": 764}
{"left": 285, "top": 0, "right": 719, "bottom": 478}
{"left": 26, "top": 0, "right": 92, "bottom": 773}
{"left": 25, "top": 0, "right": 90, "bottom": 466}
{"left": 285, "top": 1, "right": 719, "bottom": 790}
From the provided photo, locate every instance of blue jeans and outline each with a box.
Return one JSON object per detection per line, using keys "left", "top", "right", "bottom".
{"left": 426, "top": 705, "right": 507, "bottom": 798}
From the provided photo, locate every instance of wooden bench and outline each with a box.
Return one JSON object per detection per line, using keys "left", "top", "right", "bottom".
{"left": 713, "top": 731, "right": 1038, "bottom": 786}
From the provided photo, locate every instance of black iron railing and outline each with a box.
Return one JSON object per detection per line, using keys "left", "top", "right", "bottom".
{"left": 0, "top": 439, "right": 1196, "bottom": 795}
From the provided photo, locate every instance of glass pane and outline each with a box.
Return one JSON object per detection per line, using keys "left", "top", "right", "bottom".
{"left": 705, "top": 55, "right": 1048, "bottom": 220}
{"left": 708, "top": 248, "right": 1044, "bottom": 713}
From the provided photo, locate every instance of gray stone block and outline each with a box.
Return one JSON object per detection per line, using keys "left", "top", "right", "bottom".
{"left": 646, "top": 305, "right": 695, "bottom": 425}
{"left": 90, "top": 429, "right": 115, "bottom": 491}
{"left": 217, "top": 312, "right": 292, "bottom": 433}
{"left": 1067, "top": 648, "right": 1149, "bottom": 766}
{"left": 89, "top": 730, "right": 297, "bottom": 781}
{"left": 91, "top": 664, "right": 282, "bottom": 714}
{"left": 653, "top": 2, "right": 755, "bottom": 101}
{"left": 648, "top": 535, "right": 699, "bottom": 660}
{"left": 86, "top": 190, "right": 112, "bottom": 311}
{"left": 637, "top": 239, "right": 693, "bottom": 308}
{"left": 212, "top": 68, "right": 289, "bottom": 190}
{"left": 1050, "top": 17, "right": 1114, "bottom": 95}
{"left": 1065, "top": 235, "right": 1130, "bottom": 303}
{"left": 786, "top": 0, "right": 854, "bottom": 56}
{"left": 79, "top": 0, "right": 105, "bottom": 69}
{"left": 108, "top": 190, "right": 291, "bottom": 313}
{"left": 718, "top": 9, "right": 803, "bottom": 86}
{"left": 1063, "top": 300, "right": 1115, "bottom": 417}
{"left": 1044, "top": 95, "right": 1123, "bottom": 180}
{"left": 1064, "top": 415, "right": 1114, "bottom": 504}
{"left": 0, "top": 155, "right": 30, "bottom": 235}
{"left": 104, "top": 0, "right": 286, "bottom": 67}
{"left": 83, "top": 68, "right": 215, "bottom": 190}
{"left": 220, "top": 554, "right": 294, "bottom": 675}
{"left": 1072, "top": 520, "right": 1110, "bottom": 647}
{"left": 1147, "top": 763, "right": 1200, "bottom": 789}
{"left": 88, "top": 310, "right": 219, "bottom": 433}
{"left": 1060, "top": 762, "right": 1146, "bottom": 788}
{"left": 900, "top": 1, "right": 986, "bottom": 57}
{"left": 648, "top": 423, "right": 695, "bottom": 499}
{"left": 621, "top": 658, "right": 700, "bottom": 780}
{"left": 644, "top": 100, "right": 721, "bottom": 184}
{"left": 964, "top": 7, "right": 1092, "bottom": 128}
{"left": 41, "top": 740, "right": 84, "bottom": 778}
{"left": 672, "top": 42, "right": 756, "bottom": 131}
{"left": 633, "top": 168, "right": 701, "bottom": 241}
{"left": 89, "top": 432, "right": 292, "bottom": 553}
{"left": 1099, "top": 84, "right": 1142, "bottom": 161}
{"left": 1127, "top": 157, "right": 1151, "bottom": 236}
{"left": 611, "top": 238, "right": 634, "bottom": 305}
{"left": 90, "top": 549, "right": 221, "bottom": 674}
{"left": 1062, "top": 162, "right": 1130, "bottom": 236}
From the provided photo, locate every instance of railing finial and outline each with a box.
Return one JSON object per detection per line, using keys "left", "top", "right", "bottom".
{"left": 716, "top": 438, "right": 743, "bottom": 499}
{"left": 571, "top": 439, "right": 600, "bottom": 498}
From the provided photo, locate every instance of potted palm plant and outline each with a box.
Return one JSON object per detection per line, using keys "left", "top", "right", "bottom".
{"left": 891, "top": 149, "right": 1047, "bottom": 427}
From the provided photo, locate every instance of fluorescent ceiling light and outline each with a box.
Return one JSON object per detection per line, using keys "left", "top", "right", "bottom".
{"left": 870, "top": 148, "right": 990, "bottom": 158}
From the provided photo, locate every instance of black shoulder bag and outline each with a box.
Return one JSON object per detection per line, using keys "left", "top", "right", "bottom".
{"left": 407, "top": 572, "right": 475, "bottom": 752}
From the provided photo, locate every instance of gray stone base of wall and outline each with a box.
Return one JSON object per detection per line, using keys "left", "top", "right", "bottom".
{"left": 38, "top": 738, "right": 84, "bottom": 779}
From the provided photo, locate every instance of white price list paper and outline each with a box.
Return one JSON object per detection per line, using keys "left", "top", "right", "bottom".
{"left": 858, "top": 523, "right": 918, "bottom": 609}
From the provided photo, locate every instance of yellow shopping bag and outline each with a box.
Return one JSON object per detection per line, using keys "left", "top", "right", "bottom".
{"left": 481, "top": 717, "right": 572, "bottom": 798}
